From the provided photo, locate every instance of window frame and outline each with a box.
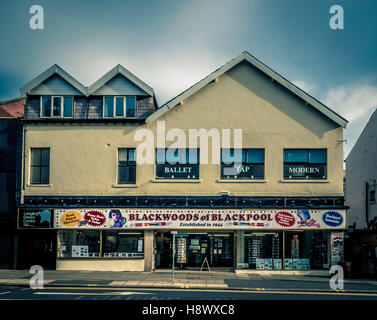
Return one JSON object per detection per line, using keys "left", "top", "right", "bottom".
{"left": 29, "top": 147, "right": 50, "bottom": 185}
{"left": 283, "top": 149, "right": 327, "bottom": 180}
{"left": 40, "top": 96, "right": 74, "bottom": 118}
{"left": 103, "top": 96, "right": 138, "bottom": 118}
{"left": 221, "top": 148, "right": 265, "bottom": 180}
{"left": 117, "top": 148, "right": 137, "bottom": 185}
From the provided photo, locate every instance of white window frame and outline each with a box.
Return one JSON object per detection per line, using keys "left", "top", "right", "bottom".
{"left": 40, "top": 96, "right": 74, "bottom": 118}
{"left": 103, "top": 96, "right": 137, "bottom": 118}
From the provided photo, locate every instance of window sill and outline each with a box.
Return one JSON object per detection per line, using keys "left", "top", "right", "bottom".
{"left": 112, "top": 184, "right": 139, "bottom": 188}
{"left": 217, "top": 179, "right": 268, "bottom": 183}
{"left": 26, "top": 184, "right": 52, "bottom": 187}
{"left": 151, "top": 179, "right": 202, "bottom": 183}
{"left": 279, "top": 179, "right": 330, "bottom": 183}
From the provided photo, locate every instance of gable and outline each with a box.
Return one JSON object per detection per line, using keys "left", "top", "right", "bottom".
{"left": 153, "top": 61, "right": 340, "bottom": 139}
{"left": 91, "top": 74, "right": 149, "bottom": 96}
{"left": 28, "top": 74, "right": 84, "bottom": 96}
{"left": 147, "top": 52, "right": 347, "bottom": 128}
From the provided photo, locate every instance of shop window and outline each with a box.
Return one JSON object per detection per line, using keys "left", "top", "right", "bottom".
{"left": 117, "top": 148, "right": 136, "bottom": 184}
{"left": 57, "top": 230, "right": 101, "bottom": 258}
{"left": 156, "top": 148, "right": 199, "bottom": 179}
{"left": 221, "top": 149, "right": 264, "bottom": 179}
{"left": 284, "top": 231, "right": 330, "bottom": 270}
{"left": 284, "top": 149, "right": 327, "bottom": 179}
{"left": 30, "top": 148, "right": 50, "bottom": 184}
{"left": 244, "top": 232, "right": 283, "bottom": 270}
{"left": 102, "top": 231, "right": 144, "bottom": 258}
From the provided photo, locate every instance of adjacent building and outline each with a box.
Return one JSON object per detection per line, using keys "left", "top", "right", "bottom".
{"left": 17, "top": 52, "right": 347, "bottom": 272}
{"left": 345, "top": 109, "right": 377, "bottom": 276}
{"left": 0, "top": 97, "right": 24, "bottom": 268}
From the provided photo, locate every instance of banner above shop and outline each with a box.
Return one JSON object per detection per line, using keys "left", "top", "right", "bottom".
{"left": 54, "top": 208, "right": 346, "bottom": 230}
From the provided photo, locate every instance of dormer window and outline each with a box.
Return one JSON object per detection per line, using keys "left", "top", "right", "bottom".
{"left": 40, "top": 96, "right": 74, "bottom": 118}
{"left": 103, "top": 96, "right": 137, "bottom": 118}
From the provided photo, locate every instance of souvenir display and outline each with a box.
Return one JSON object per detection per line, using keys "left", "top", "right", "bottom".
{"left": 284, "top": 258, "right": 293, "bottom": 270}
{"left": 176, "top": 237, "right": 187, "bottom": 264}
{"left": 291, "top": 235, "right": 300, "bottom": 258}
{"left": 273, "top": 259, "right": 282, "bottom": 270}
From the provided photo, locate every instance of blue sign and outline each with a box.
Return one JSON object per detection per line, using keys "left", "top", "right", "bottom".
{"left": 322, "top": 211, "right": 343, "bottom": 227}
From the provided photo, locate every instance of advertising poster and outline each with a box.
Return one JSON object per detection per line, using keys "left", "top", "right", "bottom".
{"left": 331, "top": 232, "right": 344, "bottom": 265}
{"left": 19, "top": 209, "right": 53, "bottom": 228}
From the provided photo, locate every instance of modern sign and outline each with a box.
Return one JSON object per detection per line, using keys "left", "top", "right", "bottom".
{"left": 54, "top": 208, "right": 346, "bottom": 230}
{"left": 284, "top": 164, "right": 326, "bottom": 179}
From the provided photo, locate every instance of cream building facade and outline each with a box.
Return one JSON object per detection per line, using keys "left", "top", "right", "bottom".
{"left": 17, "top": 52, "right": 347, "bottom": 272}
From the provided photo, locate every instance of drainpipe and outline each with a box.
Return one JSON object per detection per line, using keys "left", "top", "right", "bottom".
{"left": 366, "top": 182, "right": 370, "bottom": 229}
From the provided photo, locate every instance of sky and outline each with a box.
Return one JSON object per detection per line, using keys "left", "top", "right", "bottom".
{"left": 0, "top": 0, "right": 377, "bottom": 157}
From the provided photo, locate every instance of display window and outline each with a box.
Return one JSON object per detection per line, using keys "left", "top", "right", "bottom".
{"left": 244, "top": 231, "right": 331, "bottom": 270}
{"left": 103, "top": 231, "right": 144, "bottom": 257}
{"left": 244, "top": 232, "right": 283, "bottom": 270}
{"left": 57, "top": 230, "right": 100, "bottom": 258}
{"left": 57, "top": 230, "right": 144, "bottom": 258}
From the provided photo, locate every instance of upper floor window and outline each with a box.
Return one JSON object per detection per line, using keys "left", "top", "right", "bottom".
{"left": 30, "top": 148, "right": 50, "bottom": 184}
{"left": 41, "top": 96, "right": 73, "bottom": 118}
{"left": 221, "top": 149, "right": 264, "bottom": 179}
{"left": 156, "top": 149, "right": 199, "bottom": 180}
{"left": 118, "top": 148, "right": 136, "bottom": 184}
{"left": 104, "top": 96, "right": 137, "bottom": 118}
{"left": 283, "top": 149, "right": 327, "bottom": 179}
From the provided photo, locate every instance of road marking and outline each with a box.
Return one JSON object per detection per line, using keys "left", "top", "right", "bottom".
{"left": 0, "top": 292, "right": 10, "bottom": 295}
{"left": 34, "top": 291, "right": 153, "bottom": 296}
{"left": 31, "top": 286, "right": 377, "bottom": 297}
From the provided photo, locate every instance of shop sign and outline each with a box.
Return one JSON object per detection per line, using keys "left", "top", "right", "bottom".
{"left": 55, "top": 209, "right": 346, "bottom": 230}
{"left": 156, "top": 164, "right": 199, "bottom": 179}
{"left": 284, "top": 164, "right": 326, "bottom": 179}
{"left": 60, "top": 210, "right": 83, "bottom": 227}
{"left": 274, "top": 211, "right": 295, "bottom": 227}
{"left": 322, "top": 211, "right": 343, "bottom": 227}
{"left": 19, "top": 209, "right": 53, "bottom": 228}
{"left": 82, "top": 210, "right": 106, "bottom": 227}
{"left": 221, "top": 164, "right": 264, "bottom": 179}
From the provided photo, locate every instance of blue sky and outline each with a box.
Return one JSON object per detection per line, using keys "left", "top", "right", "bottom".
{"left": 1, "top": 0, "right": 377, "bottom": 156}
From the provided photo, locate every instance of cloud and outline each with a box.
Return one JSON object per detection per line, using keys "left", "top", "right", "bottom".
{"left": 322, "top": 81, "right": 377, "bottom": 158}
{"left": 292, "top": 79, "right": 316, "bottom": 95}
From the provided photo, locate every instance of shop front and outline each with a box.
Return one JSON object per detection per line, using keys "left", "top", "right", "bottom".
{"left": 18, "top": 207, "right": 346, "bottom": 272}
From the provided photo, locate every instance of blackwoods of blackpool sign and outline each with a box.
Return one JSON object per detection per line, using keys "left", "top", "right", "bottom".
{"left": 54, "top": 208, "right": 346, "bottom": 230}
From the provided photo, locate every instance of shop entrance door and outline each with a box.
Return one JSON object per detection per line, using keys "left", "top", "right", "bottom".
{"left": 210, "top": 234, "right": 234, "bottom": 268}
{"left": 155, "top": 232, "right": 173, "bottom": 269}
{"left": 17, "top": 230, "right": 57, "bottom": 270}
{"left": 185, "top": 233, "right": 234, "bottom": 269}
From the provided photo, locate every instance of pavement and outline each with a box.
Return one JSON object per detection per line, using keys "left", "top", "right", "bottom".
{"left": 0, "top": 269, "right": 377, "bottom": 294}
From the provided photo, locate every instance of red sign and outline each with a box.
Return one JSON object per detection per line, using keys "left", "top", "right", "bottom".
{"left": 83, "top": 210, "right": 106, "bottom": 227}
{"left": 275, "top": 211, "right": 295, "bottom": 227}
